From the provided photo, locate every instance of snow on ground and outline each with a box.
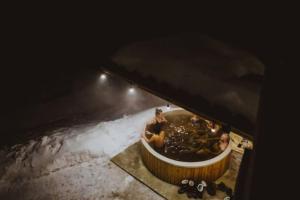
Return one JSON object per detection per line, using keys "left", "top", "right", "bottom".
{"left": 0, "top": 107, "right": 168, "bottom": 200}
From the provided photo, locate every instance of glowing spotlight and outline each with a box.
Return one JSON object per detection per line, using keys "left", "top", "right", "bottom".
{"left": 128, "top": 87, "right": 135, "bottom": 94}
{"left": 211, "top": 128, "right": 217, "bottom": 133}
{"left": 100, "top": 73, "right": 107, "bottom": 81}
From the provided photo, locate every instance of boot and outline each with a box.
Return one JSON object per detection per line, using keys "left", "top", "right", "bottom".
{"left": 194, "top": 180, "right": 207, "bottom": 198}
{"left": 194, "top": 182, "right": 204, "bottom": 199}
{"left": 185, "top": 180, "right": 195, "bottom": 198}
{"left": 216, "top": 182, "right": 227, "bottom": 192}
{"left": 225, "top": 187, "right": 233, "bottom": 197}
{"left": 178, "top": 179, "right": 189, "bottom": 194}
{"left": 206, "top": 181, "right": 217, "bottom": 196}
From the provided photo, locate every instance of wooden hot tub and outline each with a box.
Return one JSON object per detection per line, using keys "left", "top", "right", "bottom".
{"left": 141, "top": 109, "right": 231, "bottom": 185}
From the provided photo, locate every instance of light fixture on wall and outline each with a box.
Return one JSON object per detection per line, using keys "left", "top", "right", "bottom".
{"left": 128, "top": 86, "right": 135, "bottom": 94}
{"left": 100, "top": 73, "right": 107, "bottom": 81}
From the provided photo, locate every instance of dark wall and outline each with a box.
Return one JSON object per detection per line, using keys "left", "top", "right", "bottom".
{"left": 1, "top": 6, "right": 294, "bottom": 124}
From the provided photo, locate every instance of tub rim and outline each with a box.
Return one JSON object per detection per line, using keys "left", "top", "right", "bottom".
{"left": 141, "top": 138, "right": 231, "bottom": 168}
{"left": 141, "top": 108, "right": 232, "bottom": 168}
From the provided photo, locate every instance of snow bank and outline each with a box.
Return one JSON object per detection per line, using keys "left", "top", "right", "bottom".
{"left": 0, "top": 107, "right": 164, "bottom": 183}
{"left": 112, "top": 34, "right": 265, "bottom": 122}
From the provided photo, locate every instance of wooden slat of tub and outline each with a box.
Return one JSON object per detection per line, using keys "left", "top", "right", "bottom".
{"left": 209, "top": 161, "right": 214, "bottom": 181}
{"left": 193, "top": 166, "right": 200, "bottom": 182}
{"left": 189, "top": 167, "right": 194, "bottom": 180}
{"left": 208, "top": 163, "right": 213, "bottom": 181}
{"left": 167, "top": 164, "right": 171, "bottom": 183}
{"left": 212, "top": 160, "right": 218, "bottom": 180}
{"left": 174, "top": 166, "right": 181, "bottom": 184}
{"left": 220, "top": 156, "right": 227, "bottom": 178}
{"left": 203, "top": 167, "right": 207, "bottom": 181}
{"left": 215, "top": 157, "right": 223, "bottom": 180}
{"left": 167, "top": 160, "right": 173, "bottom": 183}
{"left": 167, "top": 162, "right": 171, "bottom": 183}
{"left": 215, "top": 159, "right": 221, "bottom": 180}
{"left": 151, "top": 150, "right": 156, "bottom": 174}
{"left": 160, "top": 159, "right": 165, "bottom": 180}
{"left": 140, "top": 142, "right": 230, "bottom": 185}
{"left": 191, "top": 167, "right": 196, "bottom": 183}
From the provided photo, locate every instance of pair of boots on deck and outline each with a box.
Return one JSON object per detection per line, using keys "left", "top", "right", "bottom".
{"left": 178, "top": 179, "right": 233, "bottom": 199}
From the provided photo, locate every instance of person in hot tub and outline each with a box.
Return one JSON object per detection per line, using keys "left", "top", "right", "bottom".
{"left": 195, "top": 133, "right": 230, "bottom": 155}
{"left": 142, "top": 108, "right": 168, "bottom": 148}
{"left": 190, "top": 114, "right": 200, "bottom": 125}
{"left": 219, "top": 133, "right": 230, "bottom": 151}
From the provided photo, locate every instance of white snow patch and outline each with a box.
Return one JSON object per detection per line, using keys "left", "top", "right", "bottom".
{"left": 0, "top": 107, "right": 164, "bottom": 183}
{"left": 0, "top": 107, "right": 167, "bottom": 199}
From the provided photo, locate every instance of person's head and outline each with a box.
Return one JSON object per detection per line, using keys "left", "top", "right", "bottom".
{"left": 192, "top": 115, "right": 199, "bottom": 119}
{"left": 220, "top": 133, "right": 229, "bottom": 143}
{"left": 155, "top": 108, "right": 163, "bottom": 117}
{"left": 145, "top": 131, "right": 154, "bottom": 139}
{"left": 207, "top": 121, "right": 215, "bottom": 128}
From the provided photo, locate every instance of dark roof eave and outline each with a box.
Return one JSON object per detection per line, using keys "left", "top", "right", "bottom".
{"left": 101, "top": 61, "right": 255, "bottom": 139}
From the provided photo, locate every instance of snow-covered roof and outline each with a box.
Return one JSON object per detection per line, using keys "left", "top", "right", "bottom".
{"left": 110, "top": 34, "right": 265, "bottom": 135}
